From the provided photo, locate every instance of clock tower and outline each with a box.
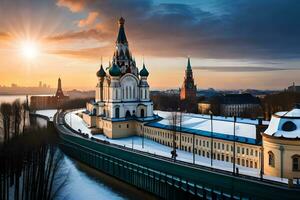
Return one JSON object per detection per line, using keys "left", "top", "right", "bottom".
{"left": 180, "top": 58, "right": 197, "bottom": 102}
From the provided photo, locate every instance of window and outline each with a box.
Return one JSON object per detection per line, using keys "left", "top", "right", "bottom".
{"left": 140, "top": 109, "right": 145, "bottom": 118}
{"left": 268, "top": 151, "right": 275, "bottom": 167}
{"left": 115, "top": 107, "right": 120, "bottom": 118}
{"left": 237, "top": 147, "right": 240, "bottom": 153}
{"left": 292, "top": 155, "right": 300, "bottom": 171}
{"left": 282, "top": 121, "right": 297, "bottom": 131}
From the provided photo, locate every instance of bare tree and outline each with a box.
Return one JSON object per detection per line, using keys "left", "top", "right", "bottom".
{"left": 0, "top": 126, "right": 67, "bottom": 200}
{"left": 169, "top": 111, "right": 182, "bottom": 161}
{"left": 0, "top": 103, "right": 12, "bottom": 143}
{"left": 12, "top": 100, "right": 22, "bottom": 137}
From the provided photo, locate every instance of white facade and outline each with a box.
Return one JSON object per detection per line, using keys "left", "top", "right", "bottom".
{"left": 83, "top": 17, "right": 155, "bottom": 138}
{"left": 93, "top": 73, "right": 153, "bottom": 119}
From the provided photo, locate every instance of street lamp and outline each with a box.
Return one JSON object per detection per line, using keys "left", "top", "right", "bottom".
{"left": 142, "top": 125, "right": 144, "bottom": 149}
{"left": 193, "top": 132, "right": 195, "bottom": 164}
{"left": 209, "top": 110, "right": 213, "bottom": 167}
{"left": 233, "top": 116, "right": 237, "bottom": 175}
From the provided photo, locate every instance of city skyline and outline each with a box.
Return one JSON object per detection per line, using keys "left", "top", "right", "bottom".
{"left": 1, "top": 0, "right": 300, "bottom": 90}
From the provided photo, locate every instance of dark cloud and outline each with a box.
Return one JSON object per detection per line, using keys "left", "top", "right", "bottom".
{"left": 55, "top": 0, "right": 300, "bottom": 59}
{"left": 193, "top": 66, "right": 300, "bottom": 72}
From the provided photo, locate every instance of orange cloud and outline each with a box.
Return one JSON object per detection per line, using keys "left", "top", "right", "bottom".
{"left": 0, "top": 32, "right": 11, "bottom": 41}
{"left": 46, "top": 46, "right": 113, "bottom": 60}
{"left": 78, "top": 12, "right": 99, "bottom": 27}
{"left": 56, "top": 0, "right": 87, "bottom": 12}
{"left": 45, "top": 29, "right": 107, "bottom": 41}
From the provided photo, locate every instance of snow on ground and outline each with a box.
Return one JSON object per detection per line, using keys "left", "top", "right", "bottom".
{"left": 36, "top": 109, "right": 58, "bottom": 121}
{"left": 65, "top": 109, "right": 91, "bottom": 134}
{"left": 64, "top": 110, "right": 287, "bottom": 184}
{"left": 154, "top": 110, "right": 257, "bottom": 139}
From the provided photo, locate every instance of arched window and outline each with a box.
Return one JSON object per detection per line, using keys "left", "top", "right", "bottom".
{"left": 141, "top": 109, "right": 145, "bottom": 118}
{"left": 128, "top": 86, "right": 131, "bottom": 99}
{"left": 268, "top": 151, "right": 275, "bottom": 167}
{"left": 292, "top": 155, "right": 300, "bottom": 171}
{"left": 282, "top": 121, "right": 297, "bottom": 131}
{"left": 133, "top": 87, "right": 136, "bottom": 99}
{"left": 92, "top": 108, "right": 97, "bottom": 116}
{"left": 115, "top": 107, "right": 120, "bottom": 119}
{"left": 125, "top": 110, "right": 131, "bottom": 118}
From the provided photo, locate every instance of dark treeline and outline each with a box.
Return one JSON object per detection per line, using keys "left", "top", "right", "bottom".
{"left": 0, "top": 100, "right": 67, "bottom": 200}
{"left": 151, "top": 93, "right": 200, "bottom": 112}
{"left": 151, "top": 93, "right": 180, "bottom": 111}
{"left": 262, "top": 91, "right": 300, "bottom": 120}
{"left": 0, "top": 99, "right": 28, "bottom": 144}
{"left": 0, "top": 126, "right": 66, "bottom": 200}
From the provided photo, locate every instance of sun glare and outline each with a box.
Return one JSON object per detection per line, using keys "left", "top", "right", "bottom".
{"left": 21, "top": 41, "right": 39, "bottom": 59}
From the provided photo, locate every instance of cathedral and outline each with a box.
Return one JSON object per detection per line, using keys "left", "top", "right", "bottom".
{"left": 83, "top": 17, "right": 155, "bottom": 138}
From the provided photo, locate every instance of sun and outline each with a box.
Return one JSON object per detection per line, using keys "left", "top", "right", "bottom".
{"left": 21, "top": 41, "right": 39, "bottom": 59}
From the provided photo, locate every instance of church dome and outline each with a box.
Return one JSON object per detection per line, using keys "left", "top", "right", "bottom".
{"left": 264, "top": 104, "right": 300, "bottom": 138}
{"left": 140, "top": 64, "right": 149, "bottom": 77}
{"left": 109, "top": 63, "right": 121, "bottom": 76}
{"left": 96, "top": 65, "right": 106, "bottom": 77}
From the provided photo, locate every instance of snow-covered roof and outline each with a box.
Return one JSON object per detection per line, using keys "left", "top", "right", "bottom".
{"left": 265, "top": 107, "right": 300, "bottom": 138}
{"left": 146, "top": 111, "right": 262, "bottom": 145}
{"left": 274, "top": 108, "right": 300, "bottom": 118}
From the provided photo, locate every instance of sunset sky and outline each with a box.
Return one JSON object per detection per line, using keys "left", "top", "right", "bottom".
{"left": 0, "top": 0, "right": 300, "bottom": 90}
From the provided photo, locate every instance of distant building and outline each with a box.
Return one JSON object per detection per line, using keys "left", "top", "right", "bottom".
{"left": 220, "top": 93, "right": 261, "bottom": 117}
{"left": 198, "top": 93, "right": 262, "bottom": 117}
{"left": 30, "top": 78, "right": 69, "bottom": 110}
{"left": 180, "top": 58, "right": 197, "bottom": 101}
{"left": 198, "top": 101, "right": 211, "bottom": 114}
{"left": 287, "top": 82, "right": 300, "bottom": 92}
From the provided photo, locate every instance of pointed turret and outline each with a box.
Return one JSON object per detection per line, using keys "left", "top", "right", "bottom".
{"left": 116, "top": 17, "right": 128, "bottom": 44}
{"left": 187, "top": 57, "right": 192, "bottom": 70}
{"left": 97, "top": 64, "right": 106, "bottom": 77}
{"left": 140, "top": 63, "right": 149, "bottom": 77}
{"left": 55, "top": 78, "right": 65, "bottom": 98}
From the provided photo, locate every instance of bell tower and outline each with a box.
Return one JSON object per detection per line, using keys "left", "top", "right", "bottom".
{"left": 180, "top": 58, "right": 197, "bottom": 101}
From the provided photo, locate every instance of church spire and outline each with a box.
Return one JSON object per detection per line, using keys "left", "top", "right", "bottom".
{"left": 187, "top": 57, "right": 192, "bottom": 70}
{"left": 116, "top": 17, "right": 128, "bottom": 44}
{"left": 55, "top": 78, "right": 65, "bottom": 98}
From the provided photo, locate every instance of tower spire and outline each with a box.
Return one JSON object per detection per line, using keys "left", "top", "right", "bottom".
{"left": 116, "top": 17, "right": 128, "bottom": 44}
{"left": 55, "top": 78, "right": 64, "bottom": 98}
{"left": 187, "top": 57, "right": 192, "bottom": 70}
